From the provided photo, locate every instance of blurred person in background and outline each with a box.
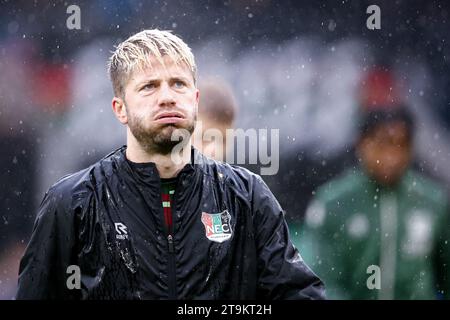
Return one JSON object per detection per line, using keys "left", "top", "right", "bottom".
{"left": 291, "top": 105, "right": 450, "bottom": 299}
{"left": 15, "top": 29, "right": 324, "bottom": 299}
{"left": 192, "top": 78, "right": 237, "bottom": 161}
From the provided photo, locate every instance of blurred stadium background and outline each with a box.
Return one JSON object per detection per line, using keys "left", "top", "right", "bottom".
{"left": 1, "top": 0, "right": 450, "bottom": 298}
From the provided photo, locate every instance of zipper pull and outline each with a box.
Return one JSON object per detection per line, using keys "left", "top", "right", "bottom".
{"left": 167, "top": 234, "right": 175, "bottom": 253}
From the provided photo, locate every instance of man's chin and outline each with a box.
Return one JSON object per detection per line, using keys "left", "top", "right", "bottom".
{"left": 373, "top": 172, "right": 403, "bottom": 187}
{"left": 153, "top": 128, "right": 192, "bottom": 152}
{"left": 159, "top": 124, "right": 190, "bottom": 138}
{"left": 158, "top": 123, "right": 189, "bottom": 132}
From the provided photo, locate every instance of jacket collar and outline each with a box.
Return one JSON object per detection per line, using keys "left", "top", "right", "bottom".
{"left": 112, "top": 145, "right": 205, "bottom": 184}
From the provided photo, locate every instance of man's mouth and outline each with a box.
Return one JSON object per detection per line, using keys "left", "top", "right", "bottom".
{"left": 154, "top": 112, "right": 185, "bottom": 124}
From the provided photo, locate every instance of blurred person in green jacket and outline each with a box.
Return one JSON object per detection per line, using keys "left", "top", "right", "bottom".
{"left": 291, "top": 106, "right": 450, "bottom": 299}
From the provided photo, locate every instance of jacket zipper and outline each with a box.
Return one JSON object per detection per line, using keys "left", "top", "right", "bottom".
{"left": 379, "top": 193, "right": 397, "bottom": 300}
{"left": 166, "top": 232, "right": 176, "bottom": 299}
{"left": 162, "top": 181, "right": 178, "bottom": 300}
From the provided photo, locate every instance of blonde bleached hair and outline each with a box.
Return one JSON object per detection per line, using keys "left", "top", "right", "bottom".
{"left": 108, "top": 29, "right": 197, "bottom": 98}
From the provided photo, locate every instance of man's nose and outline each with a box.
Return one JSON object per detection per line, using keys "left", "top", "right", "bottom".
{"left": 158, "top": 83, "right": 176, "bottom": 107}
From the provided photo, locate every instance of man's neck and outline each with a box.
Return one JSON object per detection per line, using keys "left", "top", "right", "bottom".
{"left": 126, "top": 136, "right": 192, "bottom": 179}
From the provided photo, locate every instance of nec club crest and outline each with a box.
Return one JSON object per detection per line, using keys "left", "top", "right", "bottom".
{"left": 201, "top": 210, "right": 233, "bottom": 243}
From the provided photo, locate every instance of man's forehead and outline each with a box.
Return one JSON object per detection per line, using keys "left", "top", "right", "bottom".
{"left": 132, "top": 55, "right": 192, "bottom": 80}
{"left": 371, "top": 121, "right": 408, "bottom": 140}
{"left": 379, "top": 121, "right": 407, "bottom": 133}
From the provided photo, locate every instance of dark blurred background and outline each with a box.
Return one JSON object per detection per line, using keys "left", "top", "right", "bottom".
{"left": 1, "top": 0, "right": 450, "bottom": 298}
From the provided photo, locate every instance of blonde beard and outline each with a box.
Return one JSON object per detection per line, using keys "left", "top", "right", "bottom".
{"left": 127, "top": 114, "right": 196, "bottom": 155}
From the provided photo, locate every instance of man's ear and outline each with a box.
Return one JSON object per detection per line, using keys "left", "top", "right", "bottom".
{"left": 112, "top": 97, "right": 128, "bottom": 125}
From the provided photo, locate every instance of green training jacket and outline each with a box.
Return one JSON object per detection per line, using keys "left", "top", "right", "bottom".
{"left": 290, "top": 167, "right": 450, "bottom": 299}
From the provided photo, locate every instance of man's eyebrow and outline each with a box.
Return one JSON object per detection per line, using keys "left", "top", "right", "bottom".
{"left": 134, "top": 78, "right": 160, "bottom": 87}
{"left": 139, "top": 77, "right": 160, "bottom": 83}
{"left": 170, "top": 75, "right": 190, "bottom": 82}
{"left": 133, "top": 75, "right": 192, "bottom": 89}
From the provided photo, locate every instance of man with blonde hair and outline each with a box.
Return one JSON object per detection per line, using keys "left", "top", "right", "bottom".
{"left": 16, "top": 29, "right": 324, "bottom": 300}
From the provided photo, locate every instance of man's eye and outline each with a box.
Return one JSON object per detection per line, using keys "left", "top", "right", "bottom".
{"left": 142, "top": 84, "right": 156, "bottom": 91}
{"left": 174, "top": 81, "right": 186, "bottom": 88}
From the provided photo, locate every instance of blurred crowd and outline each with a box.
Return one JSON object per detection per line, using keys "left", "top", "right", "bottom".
{"left": 1, "top": 0, "right": 450, "bottom": 299}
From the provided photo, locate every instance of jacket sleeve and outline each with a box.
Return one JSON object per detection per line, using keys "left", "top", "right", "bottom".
{"left": 252, "top": 175, "right": 325, "bottom": 300}
{"left": 15, "top": 185, "right": 78, "bottom": 300}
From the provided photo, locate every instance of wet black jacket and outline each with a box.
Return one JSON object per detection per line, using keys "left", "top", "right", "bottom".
{"left": 16, "top": 146, "right": 325, "bottom": 300}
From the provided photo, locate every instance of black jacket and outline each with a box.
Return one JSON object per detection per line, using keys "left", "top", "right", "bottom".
{"left": 16, "top": 146, "right": 325, "bottom": 299}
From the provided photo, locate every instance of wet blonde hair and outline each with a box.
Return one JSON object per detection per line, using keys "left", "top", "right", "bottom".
{"left": 107, "top": 29, "right": 197, "bottom": 98}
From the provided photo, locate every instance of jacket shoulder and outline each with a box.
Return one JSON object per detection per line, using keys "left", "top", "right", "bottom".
{"left": 47, "top": 147, "right": 122, "bottom": 196}
{"left": 302, "top": 169, "right": 367, "bottom": 229}
{"left": 201, "top": 157, "right": 267, "bottom": 201}
{"left": 315, "top": 168, "right": 368, "bottom": 205}
{"left": 44, "top": 149, "right": 119, "bottom": 210}
{"left": 49, "top": 167, "right": 93, "bottom": 195}
{"left": 403, "top": 171, "right": 449, "bottom": 208}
